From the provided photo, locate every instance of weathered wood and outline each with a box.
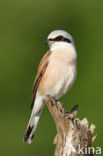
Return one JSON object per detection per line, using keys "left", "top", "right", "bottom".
{"left": 46, "top": 96, "right": 96, "bottom": 156}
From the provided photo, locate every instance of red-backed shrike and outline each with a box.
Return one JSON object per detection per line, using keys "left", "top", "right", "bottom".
{"left": 23, "top": 30, "right": 77, "bottom": 144}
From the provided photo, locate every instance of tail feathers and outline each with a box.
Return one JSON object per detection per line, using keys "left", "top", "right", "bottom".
{"left": 23, "top": 93, "right": 44, "bottom": 144}
{"left": 23, "top": 108, "right": 43, "bottom": 144}
{"left": 23, "top": 125, "right": 35, "bottom": 143}
{"left": 23, "top": 115, "right": 40, "bottom": 144}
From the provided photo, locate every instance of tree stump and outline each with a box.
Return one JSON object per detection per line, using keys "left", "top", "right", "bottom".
{"left": 45, "top": 96, "right": 96, "bottom": 156}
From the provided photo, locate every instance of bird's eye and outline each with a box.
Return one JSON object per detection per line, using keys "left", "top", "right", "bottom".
{"left": 55, "top": 36, "right": 63, "bottom": 41}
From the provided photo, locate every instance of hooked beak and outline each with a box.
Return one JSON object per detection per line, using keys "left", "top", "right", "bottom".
{"left": 44, "top": 39, "right": 49, "bottom": 45}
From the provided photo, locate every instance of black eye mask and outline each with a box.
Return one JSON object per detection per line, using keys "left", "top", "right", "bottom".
{"left": 49, "top": 35, "right": 72, "bottom": 43}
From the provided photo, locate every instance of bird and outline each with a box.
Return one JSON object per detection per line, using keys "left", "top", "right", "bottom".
{"left": 23, "top": 30, "right": 77, "bottom": 144}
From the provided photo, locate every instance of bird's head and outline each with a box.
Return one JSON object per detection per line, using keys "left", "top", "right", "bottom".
{"left": 44, "top": 30, "right": 74, "bottom": 48}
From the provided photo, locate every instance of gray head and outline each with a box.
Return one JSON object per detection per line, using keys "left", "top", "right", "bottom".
{"left": 44, "top": 30, "right": 74, "bottom": 46}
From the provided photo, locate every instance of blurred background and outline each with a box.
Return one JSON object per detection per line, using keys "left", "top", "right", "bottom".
{"left": 0, "top": 0, "right": 103, "bottom": 155}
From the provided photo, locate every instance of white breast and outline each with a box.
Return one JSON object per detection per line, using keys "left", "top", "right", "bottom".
{"left": 63, "top": 62, "right": 77, "bottom": 95}
{"left": 48, "top": 42, "right": 77, "bottom": 99}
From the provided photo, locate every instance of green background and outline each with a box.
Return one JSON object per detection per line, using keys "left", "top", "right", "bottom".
{"left": 0, "top": 0, "right": 103, "bottom": 155}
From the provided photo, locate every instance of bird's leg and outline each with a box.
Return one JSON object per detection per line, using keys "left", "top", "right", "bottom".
{"left": 50, "top": 97, "right": 58, "bottom": 108}
{"left": 46, "top": 95, "right": 58, "bottom": 107}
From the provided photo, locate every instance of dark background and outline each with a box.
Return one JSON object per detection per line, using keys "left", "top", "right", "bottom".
{"left": 0, "top": 0, "right": 103, "bottom": 155}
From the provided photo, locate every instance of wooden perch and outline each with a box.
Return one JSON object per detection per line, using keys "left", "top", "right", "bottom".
{"left": 45, "top": 96, "right": 96, "bottom": 156}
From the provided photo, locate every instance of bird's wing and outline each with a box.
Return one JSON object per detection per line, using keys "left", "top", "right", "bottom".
{"left": 30, "top": 51, "right": 51, "bottom": 109}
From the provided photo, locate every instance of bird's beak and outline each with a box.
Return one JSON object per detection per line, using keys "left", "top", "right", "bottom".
{"left": 44, "top": 39, "right": 49, "bottom": 45}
